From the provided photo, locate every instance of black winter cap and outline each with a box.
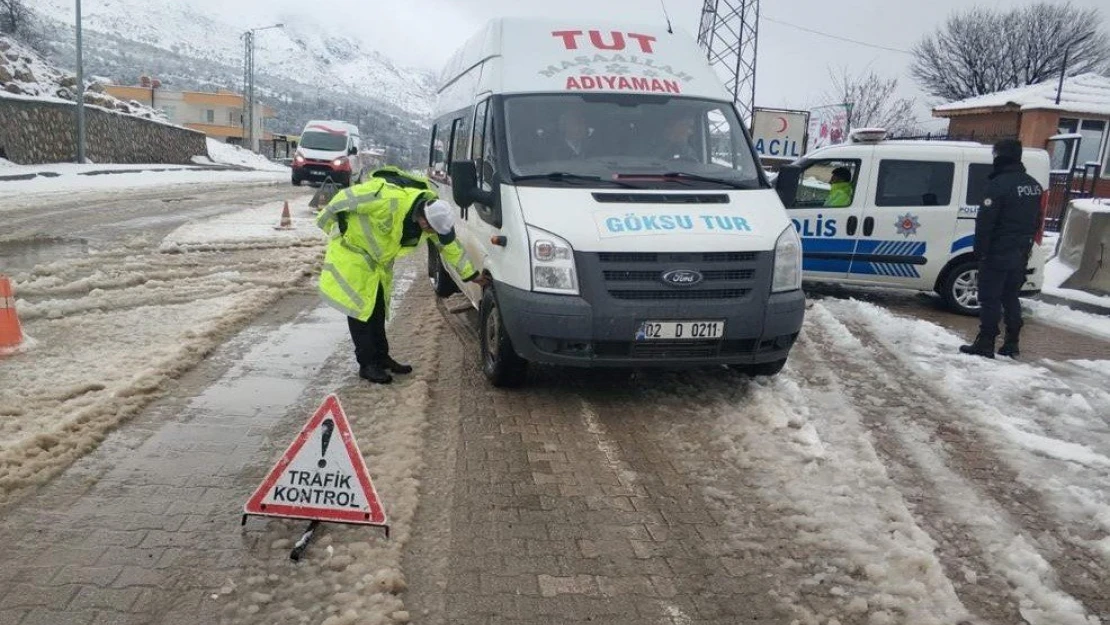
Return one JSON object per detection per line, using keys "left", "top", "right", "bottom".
{"left": 993, "top": 139, "right": 1023, "bottom": 161}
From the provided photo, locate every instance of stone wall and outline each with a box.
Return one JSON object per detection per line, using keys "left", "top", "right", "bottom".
{"left": 0, "top": 95, "right": 208, "bottom": 165}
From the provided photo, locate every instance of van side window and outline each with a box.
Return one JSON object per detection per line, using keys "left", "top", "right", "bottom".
{"left": 447, "top": 118, "right": 464, "bottom": 168}
{"left": 793, "top": 159, "right": 861, "bottom": 208}
{"left": 452, "top": 114, "right": 471, "bottom": 165}
{"left": 472, "top": 100, "right": 497, "bottom": 191}
{"left": 965, "top": 163, "right": 993, "bottom": 207}
{"left": 429, "top": 124, "right": 445, "bottom": 171}
{"left": 875, "top": 160, "right": 954, "bottom": 207}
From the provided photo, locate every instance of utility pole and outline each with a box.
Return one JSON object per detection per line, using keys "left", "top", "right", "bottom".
{"left": 75, "top": 0, "right": 86, "bottom": 163}
{"left": 241, "top": 24, "right": 282, "bottom": 152}
{"left": 698, "top": 0, "right": 761, "bottom": 121}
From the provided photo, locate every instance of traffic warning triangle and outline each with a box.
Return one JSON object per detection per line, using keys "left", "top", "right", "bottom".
{"left": 244, "top": 395, "right": 387, "bottom": 526}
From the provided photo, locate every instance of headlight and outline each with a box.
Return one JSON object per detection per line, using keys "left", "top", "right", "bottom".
{"left": 528, "top": 225, "right": 578, "bottom": 295}
{"left": 771, "top": 225, "right": 802, "bottom": 293}
{"left": 293, "top": 154, "right": 305, "bottom": 164}
{"left": 332, "top": 157, "right": 348, "bottom": 168}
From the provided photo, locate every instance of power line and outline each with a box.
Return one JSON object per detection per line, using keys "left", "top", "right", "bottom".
{"left": 762, "top": 15, "right": 913, "bottom": 55}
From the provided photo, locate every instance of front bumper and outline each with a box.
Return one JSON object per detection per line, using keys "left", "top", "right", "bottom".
{"left": 494, "top": 251, "right": 805, "bottom": 368}
{"left": 293, "top": 163, "right": 351, "bottom": 185}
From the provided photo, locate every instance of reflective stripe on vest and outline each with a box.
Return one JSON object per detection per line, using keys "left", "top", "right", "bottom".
{"left": 451, "top": 250, "right": 474, "bottom": 276}
{"left": 322, "top": 263, "right": 366, "bottom": 311}
{"left": 339, "top": 239, "right": 377, "bottom": 272}
{"left": 356, "top": 213, "right": 385, "bottom": 259}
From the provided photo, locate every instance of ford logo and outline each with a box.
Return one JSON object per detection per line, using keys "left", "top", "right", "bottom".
{"left": 661, "top": 269, "right": 703, "bottom": 287}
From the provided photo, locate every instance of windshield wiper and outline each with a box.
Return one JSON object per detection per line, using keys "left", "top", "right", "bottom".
{"left": 616, "top": 172, "right": 756, "bottom": 190}
{"left": 513, "top": 172, "right": 641, "bottom": 188}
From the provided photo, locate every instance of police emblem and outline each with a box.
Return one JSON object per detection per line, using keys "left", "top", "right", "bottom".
{"left": 895, "top": 213, "right": 921, "bottom": 237}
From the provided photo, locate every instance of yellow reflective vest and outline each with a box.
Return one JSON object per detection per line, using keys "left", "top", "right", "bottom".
{"left": 316, "top": 168, "right": 477, "bottom": 321}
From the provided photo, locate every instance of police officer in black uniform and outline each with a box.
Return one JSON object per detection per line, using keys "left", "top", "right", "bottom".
{"left": 960, "top": 139, "right": 1043, "bottom": 359}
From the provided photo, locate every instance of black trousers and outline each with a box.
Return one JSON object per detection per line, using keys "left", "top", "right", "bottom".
{"left": 978, "top": 264, "right": 1025, "bottom": 339}
{"left": 348, "top": 285, "right": 388, "bottom": 367}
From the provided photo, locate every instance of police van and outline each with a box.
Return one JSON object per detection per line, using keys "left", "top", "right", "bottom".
{"left": 774, "top": 129, "right": 1049, "bottom": 315}
{"left": 426, "top": 17, "right": 805, "bottom": 386}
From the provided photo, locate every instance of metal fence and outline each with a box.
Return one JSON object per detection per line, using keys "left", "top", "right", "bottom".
{"left": 1046, "top": 163, "right": 1103, "bottom": 232}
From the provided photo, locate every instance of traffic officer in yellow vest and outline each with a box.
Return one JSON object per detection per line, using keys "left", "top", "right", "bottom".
{"left": 317, "top": 166, "right": 486, "bottom": 383}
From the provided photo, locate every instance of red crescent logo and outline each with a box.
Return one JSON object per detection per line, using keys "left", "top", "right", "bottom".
{"left": 775, "top": 116, "right": 788, "bottom": 133}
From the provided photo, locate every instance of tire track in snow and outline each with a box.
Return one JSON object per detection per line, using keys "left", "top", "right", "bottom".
{"left": 800, "top": 309, "right": 1022, "bottom": 624}
{"left": 809, "top": 303, "right": 1107, "bottom": 623}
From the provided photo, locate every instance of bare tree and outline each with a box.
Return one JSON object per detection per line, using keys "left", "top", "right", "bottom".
{"left": 912, "top": 2, "right": 1110, "bottom": 102}
{"left": 0, "top": 0, "right": 28, "bottom": 35}
{"left": 826, "top": 68, "right": 920, "bottom": 137}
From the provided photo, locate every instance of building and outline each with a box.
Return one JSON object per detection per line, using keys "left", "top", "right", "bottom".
{"left": 104, "top": 82, "right": 276, "bottom": 151}
{"left": 933, "top": 73, "right": 1110, "bottom": 200}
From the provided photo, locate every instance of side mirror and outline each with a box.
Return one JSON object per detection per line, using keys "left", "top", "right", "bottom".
{"left": 449, "top": 161, "right": 479, "bottom": 207}
{"left": 775, "top": 165, "right": 802, "bottom": 208}
{"left": 348, "top": 146, "right": 358, "bottom": 156}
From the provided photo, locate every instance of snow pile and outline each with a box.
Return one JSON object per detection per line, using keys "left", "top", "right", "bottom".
{"left": 0, "top": 164, "right": 286, "bottom": 199}
{"left": 161, "top": 199, "right": 321, "bottom": 250}
{"left": 1023, "top": 297, "right": 1110, "bottom": 341}
{"left": 0, "top": 210, "right": 324, "bottom": 504}
{"left": 935, "top": 73, "right": 1110, "bottom": 117}
{"left": 0, "top": 34, "right": 165, "bottom": 120}
{"left": 195, "top": 138, "right": 290, "bottom": 172}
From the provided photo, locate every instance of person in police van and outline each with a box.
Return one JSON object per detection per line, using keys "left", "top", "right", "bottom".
{"left": 823, "top": 166, "right": 854, "bottom": 208}
{"left": 959, "top": 139, "right": 1044, "bottom": 359}
{"left": 317, "top": 167, "right": 489, "bottom": 383}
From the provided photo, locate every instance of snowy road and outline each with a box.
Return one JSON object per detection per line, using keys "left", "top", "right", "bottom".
{"left": 0, "top": 186, "right": 1108, "bottom": 624}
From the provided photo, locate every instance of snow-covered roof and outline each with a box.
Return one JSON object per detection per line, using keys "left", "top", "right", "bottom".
{"left": 934, "top": 73, "right": 1110, "bottom": 118}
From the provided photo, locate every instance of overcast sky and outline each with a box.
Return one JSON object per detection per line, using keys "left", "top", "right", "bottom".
{"left": 198, "top": 0, "right": 1109, "bottom": 129}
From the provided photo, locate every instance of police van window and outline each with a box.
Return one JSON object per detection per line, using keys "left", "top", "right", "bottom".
{"left": 793, "top": 159, "right": 860, "bottom": 208}
{"left": 472, "top": 100, "right": 497, "bottom": 191}
{"left": 875, "top": 160, "right": 955, "bottom": 207}
{"left": 965, "top": 163, "right": 993, "bottom": 206}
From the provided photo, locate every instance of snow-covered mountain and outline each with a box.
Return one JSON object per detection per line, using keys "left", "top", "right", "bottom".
{"left": 31, "top": 0, "right": 436, "bottom": 120}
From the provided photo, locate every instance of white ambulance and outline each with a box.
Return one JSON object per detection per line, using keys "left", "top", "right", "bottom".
{"left": 775, "top": 129, "right": 1049, "bottom": 315}
{"left": 426, "top": 17, "right": 804, "bottom": 386}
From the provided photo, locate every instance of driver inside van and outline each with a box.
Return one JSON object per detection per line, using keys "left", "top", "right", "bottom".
{"left": 656, "top": 116, "right": 699, "bottom": 162}
{"left": 824, "top": 166, "right": 854, "bottom": 207}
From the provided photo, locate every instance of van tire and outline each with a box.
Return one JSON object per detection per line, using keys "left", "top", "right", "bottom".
{"left": 731, "top": 358, "right": 787, "bottom": 377}
{"left": 479, "top": 288, "right": 527, "bottom": 388}
{"left": 940, "top": 260, "right": 981, "bottom": 316}
{"left": 428, "top": 243, "right": 459, "bottom": 297}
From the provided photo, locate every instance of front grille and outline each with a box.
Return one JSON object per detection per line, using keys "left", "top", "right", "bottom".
{"left": 591, "top": 251, "right": 761, "bottom": 302}
{"left": 702, "top": 252, "right": 757, "bottom": 262}
{"left": 609, "top": 289, "right": 750, "bottom": 300}
{"left": 603, "top": 269, "right": 754, "bottom": 282}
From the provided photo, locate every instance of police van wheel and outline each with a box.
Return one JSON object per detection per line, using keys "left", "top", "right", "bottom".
{"left": 941, "top": 261, "right": 981, "bottom": 316}
{"left": 480, "top": 288, "right": 527, "bottom": 388}
{"left": 428, "top": 243, "right": 459, "bottom": 297}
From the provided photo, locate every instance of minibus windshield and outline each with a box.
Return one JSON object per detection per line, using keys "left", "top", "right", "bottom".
{"left": 503, "top": 93, "right": 763, "bottom": 190}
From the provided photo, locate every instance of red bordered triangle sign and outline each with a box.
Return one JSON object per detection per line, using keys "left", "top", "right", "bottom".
{"left": 244, "top": 395, "right": 387, "bottom": 527}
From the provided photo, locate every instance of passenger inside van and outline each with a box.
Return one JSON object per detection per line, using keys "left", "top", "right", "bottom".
{"left": 824, "top": 167, "right": 854, "bottom": 207}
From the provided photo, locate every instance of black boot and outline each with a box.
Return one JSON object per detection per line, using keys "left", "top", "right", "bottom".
{"left": 998, "top": 328, "right": 1020, "bottom": 358}
{"left": 959, "top": 334, "right": 996, "bottom": 359}
{"left": 359, "top": 364, "right": 393, "bottom": 384}
{"left": 382, "top": 356, "right": 413, "bottom": 375}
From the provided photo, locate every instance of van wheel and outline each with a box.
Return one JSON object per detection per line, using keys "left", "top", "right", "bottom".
{"left": 941, "top": 261, "right": 981, "bottom": 316}
{"left": 730, "top": 359, "right": 787, "bottom": 377}
{"left": 428, "top": 243, "right": 459, "bottom": 297}
{"left": 479, "top": 288, "right": 527, "bottom": 388}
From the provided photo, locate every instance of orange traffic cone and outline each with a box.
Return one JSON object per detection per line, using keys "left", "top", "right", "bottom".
{"left": 0, "top": 276, "right": 24, "bottom": 353}
{"left": 275, "top": 201, "right": 293, "bottom": 230}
